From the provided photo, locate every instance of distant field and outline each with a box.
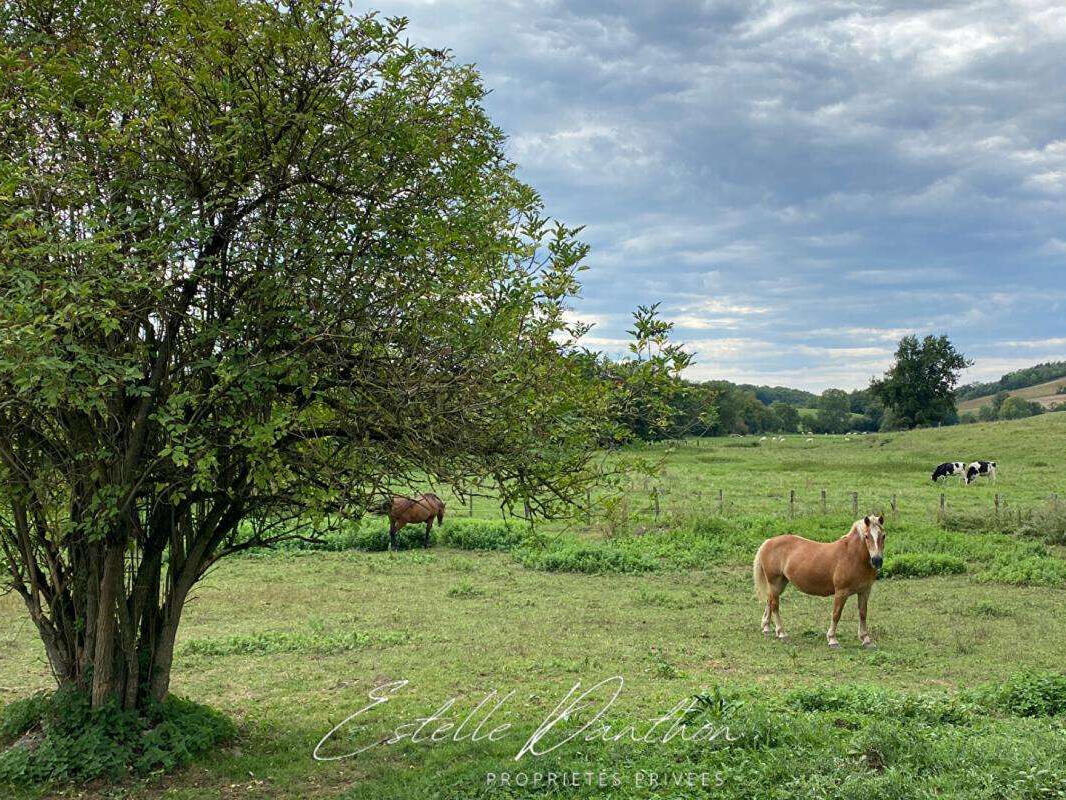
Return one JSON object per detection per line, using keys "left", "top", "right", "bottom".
{"left": 435, "top": 410, "right": 1066, "bottom": 525}
{"left": 3, "top": 414, "right": 1066, "bottom": 799}
{"left": 957, "top": 375, "right": 1066, "bottom": 413}
{"left": 619, "top": 410, "right": 1066, "bottom": 523}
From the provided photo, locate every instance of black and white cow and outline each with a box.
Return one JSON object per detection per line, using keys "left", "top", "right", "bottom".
{"left": 931, "top": 461, "right": 966, "bottom": 482}
{"left": 965, "top": 460, "right": 997, "bottom": 485}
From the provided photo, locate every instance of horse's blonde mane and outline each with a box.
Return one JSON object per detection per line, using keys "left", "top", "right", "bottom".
{"left": 842, "top": 519, "right": 863, "bottom": 540}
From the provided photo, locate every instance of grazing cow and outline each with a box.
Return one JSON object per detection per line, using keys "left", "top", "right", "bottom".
{"left": 931, "top": 461, "right": 966, "bottom": 482}
{"left": 965, "top": 461, "right": 997, "bottom": 485}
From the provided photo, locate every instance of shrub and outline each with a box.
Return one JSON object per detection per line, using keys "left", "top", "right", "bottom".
{"left": 978, "top": 671, "right": 1066, "bottom": 717}
{"left": 180, "top": 628, "right": 403, "bottom": 657}
{"left": 511, "top": 539, "right": 657, "bottom": 574}
{"left": 436, "top": 518, "right": 532, "bottom": 551}
{"left": 973, "top": 556, "right": 1066, "bottom": 588}
{"left": 939, "top": 510, "right": 1015, "bottom": 536}
{"left": 340, "top": 519, "right": 434, "bottom": 551}
{"left": 256, "top": 517, "right": 535, "bottom": 554}
{"left": 787, "top": 684, "right": 973, "bottom": 726}
{"left": 940, "top": 502, "right": 1066, "bottom": 546}
{"left": 1016, "top": 504, "right": 1066, "bottom": 546}
{"left": 0, "top": 693, "right": 50, "bottom": 745}
{"left": 880, "top": 552, "right": 966, "bottom": 579}
{"left": 0, "top": 689, "right": 233, "bottom": 785}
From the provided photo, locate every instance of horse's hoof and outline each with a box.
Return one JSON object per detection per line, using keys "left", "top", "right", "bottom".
{"left": 863, "top": 641, "right": 877, "bottom": 650}
{"left": 828, "top": 641, "right": 840, "bottom": 649}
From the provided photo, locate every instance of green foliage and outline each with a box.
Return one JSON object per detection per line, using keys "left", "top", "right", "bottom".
{"left": 584, "top": 303, "right": 703, "bottom": 443}
{"left": 870, "top": 334, "right": 971, "bottom": 429}
{"left": 511, "top": 539, "right": 658, "bottom": 574}
{"left": 975, "top": 671, "right": 1066, "bottom": 717}
{"left": 740, "top": 384, "right": 819, "bottom": 408}
{"left": 180, "top": 628, "right": 404, "bottom": 657}
{"left": 973, "top": 555, "right": 1066, "bottom": 588}
{"left": 0, "top": 0, "right": 608, "bottom": 709}
{"left": 941, "top": 501, "right": 1066, "bottom": 546}
{"left": 436, "top": 519, "right": 533, "bottom": 551}
{"left": 958, "top": 361, "right": 1066, "bottom": 401}
{"left": 0, "top": 694, "right": 50, "bottom": 745}
{"left": 813, "top": 388, "right": 851, "bottom": 434}
{"left": 771, "top": 401, "right": 801, "bottom": 433}
{"left": 266, "top": 517, "right": 534, "bottom": 553}
{"left": 698, "top": 380, "right": 804, "bottom": 436}
{"left": 335, "top": 520, "right": 435, "bottom": 552}
{"left": 880, "top": 552, "right": 967, "bottom": 578}
{"left": 446, "top": 580, "right": 486, "bottom": 598}
{"left": 0, "top": 689, "right": 233, "bottom": 785}
{"left": 998, "top": 396, "right": 1044, "bottom": 420}
{"left": 788, "top": 684, "right": 974, "bottom": 725}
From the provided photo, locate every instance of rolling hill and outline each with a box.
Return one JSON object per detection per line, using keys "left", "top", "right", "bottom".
{"left": 957, "top": 374, "right": 1066, "bottom": 414}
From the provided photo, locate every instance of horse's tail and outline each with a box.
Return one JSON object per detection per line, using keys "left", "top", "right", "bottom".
{"left": 753, "top": 542, "right": 770, "bottom": 602}
{"left": 437, "top": 506, "right": 444, "bottom": 526}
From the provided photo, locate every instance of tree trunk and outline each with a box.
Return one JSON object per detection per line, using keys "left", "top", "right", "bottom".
{"left": 90, "top": 542, "right": 126, "bottom": 708}
{"left": 5, "top": 479, "right": 244, "bottom": 712}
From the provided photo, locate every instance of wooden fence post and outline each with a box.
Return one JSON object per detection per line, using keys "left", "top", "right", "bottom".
{"left": 653, "top": 487, "right": 660, "bottom": 520}
{"left": 821, "top": 489, "right": 827, "bottom": 515}
{"left": 891, "top": 494, "right": 897, "bottom": 514}
{"left": 718, "top": 488, "right": 724, "bottom": 515}
{"left": 939, "top": 493, "right": 946, "bottom": 522}
{"left": 789, "top": 489, "right": 795, "bottom": 518}
{"left": 586, "top": 488, "right": 592, "bottom": 525}
{"left": 851, "top": 492, "right": 858, "bottom": 517}
{"left": 994, "top": 493, "right": 1000, "bottom": 517}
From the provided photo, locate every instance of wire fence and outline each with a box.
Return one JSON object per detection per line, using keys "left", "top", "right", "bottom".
{"left": 601, "top": 484, "right": 1064, "bottom": 526}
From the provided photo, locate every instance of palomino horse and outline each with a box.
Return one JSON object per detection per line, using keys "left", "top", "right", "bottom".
{"left": 387, "top": 493, "right": 445, "bottom": 550}
{"left": 753, "top": 515, "right": 885, "bottom": 648}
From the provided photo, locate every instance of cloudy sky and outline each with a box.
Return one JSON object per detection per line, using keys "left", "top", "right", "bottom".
{"left": 365, "top": 0, "right": 1066, "bottom": 391}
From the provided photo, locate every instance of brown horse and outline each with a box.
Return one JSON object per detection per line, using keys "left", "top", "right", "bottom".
{"left": 753, "top": 515, "right": 885, "bottom": 648}
{"left": 387, "top": 493, "right": 445, "bottom": 550}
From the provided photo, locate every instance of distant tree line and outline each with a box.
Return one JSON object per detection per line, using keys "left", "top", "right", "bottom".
{"left": 957, "top": 361, "right": 1066, "bottom": 401}
{"left": 590, "top": 316, "right": 1060, "bottom": 442}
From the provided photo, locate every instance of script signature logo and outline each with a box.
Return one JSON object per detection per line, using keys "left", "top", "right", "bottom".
{"left": 313, "top": 675, "right": 739, "bottom": 762}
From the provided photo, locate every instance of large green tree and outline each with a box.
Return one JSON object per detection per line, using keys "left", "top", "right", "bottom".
{"left": 870, "top": 335, "right": 971, "bottom": 429}
{"left": 813, "top": 388, "right": 850, "bottom": 434}
{"left": 0, "top": 0, "right": 606, "bottom": 710}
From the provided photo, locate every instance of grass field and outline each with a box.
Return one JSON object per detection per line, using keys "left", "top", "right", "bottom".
{"left": 2, "top": 413, "right": 1066, "bottom": 799}
{"left": 957, "top": 375, "right": 1066, "bottom": 413}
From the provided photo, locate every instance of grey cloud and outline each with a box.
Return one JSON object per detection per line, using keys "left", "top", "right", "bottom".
{"left": 367, "top": 0, "right": 1066, "bottom": 390}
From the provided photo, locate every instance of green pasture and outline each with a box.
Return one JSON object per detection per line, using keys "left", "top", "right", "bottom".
{"left": 3, "top": 413, "right": 1066, "bottom": 799}
{"left": 450, "top": 411, "right": 1066, "bottom": 529}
